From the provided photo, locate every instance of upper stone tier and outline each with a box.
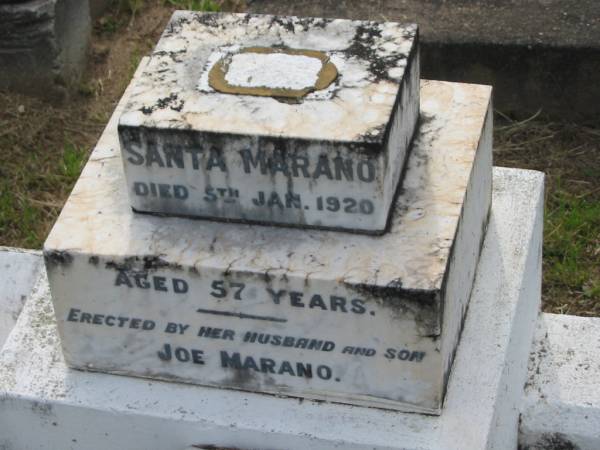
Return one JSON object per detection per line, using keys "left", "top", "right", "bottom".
{"left": 118, "top": 12, "right": 420, "bottom": 234}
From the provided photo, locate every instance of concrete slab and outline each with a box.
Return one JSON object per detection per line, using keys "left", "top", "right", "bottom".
{"left": 520, "top": 313, "right": 600, "bottom": 450}
{"left": 0, "top": 166, "right": 544, "bottom": 450}
{"left": 0, "top": 247, "right": 43, "bottom": 350}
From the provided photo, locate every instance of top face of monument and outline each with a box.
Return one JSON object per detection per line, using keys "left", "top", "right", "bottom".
{"left": 118, "top": 12, "right": 417, "bottom": 144}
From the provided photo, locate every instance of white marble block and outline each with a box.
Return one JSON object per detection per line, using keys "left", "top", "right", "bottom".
{"left": 43, "top": 70, "right": 492, "bottom": 414}
{"left": 118, "top": 12, "right": 420, "bottom": 233}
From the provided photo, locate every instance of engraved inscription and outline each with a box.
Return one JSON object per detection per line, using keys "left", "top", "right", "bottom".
{"left": 63, "top": 266, "right": 431, "bottom": 404}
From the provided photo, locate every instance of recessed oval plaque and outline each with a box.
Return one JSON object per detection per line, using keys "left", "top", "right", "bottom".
{"left": 208, "top": 47, "right": 338, "bottom": 99}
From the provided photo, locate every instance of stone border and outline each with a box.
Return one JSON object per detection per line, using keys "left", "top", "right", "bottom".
{"left": 519, "top": 313, "right": 600, "bottom": 450}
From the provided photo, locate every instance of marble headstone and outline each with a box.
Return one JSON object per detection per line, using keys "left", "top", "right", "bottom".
{"left": 118, "top": 12, "right": 420, "bottom": 234}
{"left": 44, "top": 69, "right": 492, "bottom": 414}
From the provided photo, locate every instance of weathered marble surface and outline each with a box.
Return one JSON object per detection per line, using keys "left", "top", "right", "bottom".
{"left": 44, "top": 66, "right": 492, "bottom": 413}
{"left": 520, "top": 313, "right": 600, "bottom": 450}
{"left": 118, "top": 12, "right": 420, "bottom": 233}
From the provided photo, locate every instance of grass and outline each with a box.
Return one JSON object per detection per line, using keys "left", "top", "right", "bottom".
{"left": 0, "top": 1, "right": 597, "bottom": 316}
{"left": 61, "top": 143, "right": 88, "bottom": 180}
{"left": 0, "top": 181, "right": 40, "bottom": 248}
{"left": 121, "top": 0, "right": 223, "bottom": 16}
{"left": 129, "top": 45, "right": 144, "bottom": 79}
{"left": 96, "top": 0, "right": 223, "bottom": 33}
{"left": 0, "top": 142, "right": 85, "bottom": 248}
{"left": 495, "top": 116, "right": 600, "bottom": 316}
{"left": 164, "top": 0, "right": 221, "bottom": 11}
{"left": 545, "top": 185, "right": 600, "bottom": 312}
{"left": 0, "top": 94, "right": 89, "bottom": 249}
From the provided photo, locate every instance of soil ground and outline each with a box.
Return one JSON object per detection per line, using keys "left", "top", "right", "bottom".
{"left": 0, "top": 1, "right": 598, "bottom": 315}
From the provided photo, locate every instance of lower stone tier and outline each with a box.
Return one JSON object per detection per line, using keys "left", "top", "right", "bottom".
{"left": 42, "top": 65, "right": 493, "bottom": 414}
{"left": 0, "top": 167, "right": 544, "bottom": 450}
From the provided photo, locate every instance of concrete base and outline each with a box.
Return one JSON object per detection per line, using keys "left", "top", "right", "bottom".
{"left": 520, "top": 313, "right": 600, "bottom": 450}
{"left": 0, "top": 166, "right": 544, "bottom": 450}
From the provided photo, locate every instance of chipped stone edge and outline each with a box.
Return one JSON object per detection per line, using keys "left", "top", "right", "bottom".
{"left": 519, "top": 313, "right": 600, "bottom": 450}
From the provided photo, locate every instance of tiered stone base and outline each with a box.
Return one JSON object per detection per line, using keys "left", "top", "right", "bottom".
{"left": 0, "top": 167, "right": 544, "bottom": 450}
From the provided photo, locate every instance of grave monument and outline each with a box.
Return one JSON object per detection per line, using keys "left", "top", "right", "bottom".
{"left": 42, "top": 12, "right": 492, "bottom": 415}
{"left": 118, "top": 13, "right": 421, "bottom": 233}
{"left": 0, "top": 11, "right": 553, "bottom": 450}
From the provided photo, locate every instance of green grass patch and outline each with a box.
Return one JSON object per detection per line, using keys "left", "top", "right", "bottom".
{"left": 96, "top": 15, "right": 120, "bottom": 35}
{"left": 112, "top": 0, "right": 223, "bottom": 20}
{"left": 0, "top": 136, "right": 87, "bottom": 248}
{"left": 0, "top": 181, "right": 42, "bottom": 248}
{"left": 129, "top": 45, "right": 143, "bottom": 79}
{"left": 164, "top": 0, "right": 221, "bottom": 11}
{"left": 545, "top": 186, "right": 600, "bottom": 305}
{"left": 61, "top": 143, "right": 87, "bottom": 181}
{"left": 495, "top": 117, "right": 600, "bottom": 315}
